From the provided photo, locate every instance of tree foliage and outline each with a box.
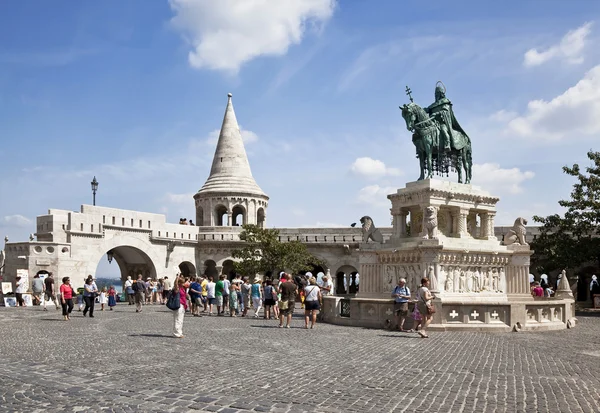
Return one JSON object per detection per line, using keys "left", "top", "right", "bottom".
{"left": 231, "top": 224, "right": 323, "bottom": 276}
{"left": 531, "top": 150, "right": 600, "bottom": 272}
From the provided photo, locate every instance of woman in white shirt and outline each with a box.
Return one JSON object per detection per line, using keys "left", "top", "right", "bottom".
{"left": 15, "top": 276, "right": 27, "bottom": 306}
{"left": 303, "top": 277, "right": 322, "bottom": 329}
{"left": 416, "top": 277, "right": 435, "bottom": 338}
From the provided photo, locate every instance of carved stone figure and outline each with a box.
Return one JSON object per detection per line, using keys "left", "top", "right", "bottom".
{"left": 421, "top": 206, "right": 438, "bottom": 239}
{"left": 471, "top": 267, "right": 480, "bottom": 292}
{"left": 503, "top": 218, "right": 528, "bottom": 246}
{"left": 400, "top": 82, "right": 473, "bottom": 183}
{"left": 29, "top": 234, "right": 34, "bottom": 241}
{"left": 481, "top": 267, "right": 490, "bottom": 291}
{"left": 491, "top": 268, "right": 500, "bottom": 292}
{"left": 385, "top": 265, "right": 395, "bottom": 292}
{"left": 360, "top": 216, "right": 384, "bottom": 243}
{"left": 459, "top": 269, "right": 468, "bottom": 292}
{"left": 444, "top": 266, "right": 454, "bottom": 292}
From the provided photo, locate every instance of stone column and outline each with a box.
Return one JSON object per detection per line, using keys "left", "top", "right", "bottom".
{"left": 357, "top": 252, "right": 383, "bottom": 298}
{"left": 479, "top": 212, "right": 489, "bottom": 239}
{"left": 409, "top": 207, "right": 420, "bottom": 237}
{"left": 399, "top": 210, "right": 408, "bottom": 237}
{"left": 227, "top": 213, "right": 232, "bottom": 226}
{"left": 506, "top": 248, "right": 533, "bottom": 298}
{"left": 453, "top": 208, "right": 469, "bottom": 238}
{"left": 487, "top": 212, "right": 496, "bottom": 240}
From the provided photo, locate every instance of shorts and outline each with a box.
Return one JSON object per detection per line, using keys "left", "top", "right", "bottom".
{"left": 193, "top": 297, "right": 203, "bottom": 306}
{"left": 44, "top": 292, "right": 54, "bottom": 301}
{"left": 280, "top": 300, "right": 295, "bottom": 316}
{"left": 264, "top": 298, "right": 276, "bottom": 306}
{"left": 242, "top": 295, "right": 250, "bottom": 308}
{"left": 305, "top": 300, "right": 320, "bottom": 311}
{"left": 201, "top": 295, "right": 207, "bottom": 304}
{"left": 216, "top": 296, "right": 223, "bottom": 307}
{"left": 208, "top": 297, "right": 217, "bottom": 305}
{"left": 394, "top": 302, "right": 409, "bottom": 316}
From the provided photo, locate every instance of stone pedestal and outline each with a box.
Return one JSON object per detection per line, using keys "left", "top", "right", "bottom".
{"left": 323, "top": 180, "right": 575, "bottom": 332}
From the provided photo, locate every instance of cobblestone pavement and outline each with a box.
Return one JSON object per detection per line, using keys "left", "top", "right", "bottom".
{"left": 0, "top": 305, "right": 599, "bottom": 413}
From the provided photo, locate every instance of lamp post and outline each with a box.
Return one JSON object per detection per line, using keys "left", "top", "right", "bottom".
{"left": 91, "top": 176, "right": 98, "bottom": 206}
{"left": 107, "top": 249, "right": 114, "bottom": 264}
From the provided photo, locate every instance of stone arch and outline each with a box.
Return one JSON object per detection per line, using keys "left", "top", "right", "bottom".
{"left": 232, "top": 205, "right": 245, "bottom": 227}
{"left": 221, "top": 259, "right": 235, "bottom": 280}
{"left": 196, "top": 206, "right": 204, "bottom": 227}
{"left": 257, "top": 208, "right": 265, "bottom": 228}
{"left": 86, "top": 236, "right": 163, "bottom": 289}
{"left": 179, "top": 261, "right": 196, "bottom": 278}
{"left": 214, "top": 204, "right": 228, "bottom": 226}
{"left": 334, "top": 264, "right": 359, "bottom": 295}
{"left": 204, "top": 260, "right": 218, "bottom": 280}
{"left": 94, "top": 246, "right": 158, "bottom": 289}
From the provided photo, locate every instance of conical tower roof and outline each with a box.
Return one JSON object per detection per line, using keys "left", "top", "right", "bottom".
{"left": 197, "top": 93, "right": 267, "bottom": 197}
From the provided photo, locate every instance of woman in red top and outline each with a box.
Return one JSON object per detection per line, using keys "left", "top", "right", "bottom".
{"left": 172, "top": 276, "right": 188, "bottom": 338}
{"left": 59, "top": 277, "right": 75, "bottom": 321}
{"left": 531, "top": 282, "right": 544, "bottom": 297}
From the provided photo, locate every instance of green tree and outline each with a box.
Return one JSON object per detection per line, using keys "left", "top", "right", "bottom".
{"left": 531, "top": 150, "right": 600, "bottom": 272}
{"left": 232, "top": 224, "right": 323, "bottom": 276}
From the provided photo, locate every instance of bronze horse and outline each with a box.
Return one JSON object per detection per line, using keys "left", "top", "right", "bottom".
{"left": 401, "top": 102, "right": 472, "bottom": 183}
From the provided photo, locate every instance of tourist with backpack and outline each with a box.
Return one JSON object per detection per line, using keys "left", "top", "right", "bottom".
{"left": 167, "top": 276, "right": 188, "bottom": 338}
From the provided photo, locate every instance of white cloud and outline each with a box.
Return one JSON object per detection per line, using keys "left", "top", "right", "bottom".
{"left": 3, "top": 215, "right": 32, "bottom": 227}
{"left": 471, "top": 163, "right": 534, "bottom": 194}
{"left": 206, "top": 127, "right": 259, "bottom": 145}
{"left": 506, "top": 64, "right": 600, "bottom": 141}
{"left": 169, "top": 0, "right": 336, "bottom": 73}
{"left": 489, "top": 109, "right": 517, "bottom": 123}
{"left": 350, "top": 157, "right": 402, "bottom": 179}
{"left": 524, "top": 22, "right": 592, "bottom": 67}
{"left": 356, "top": 184, "right": 396, "bottom": 206}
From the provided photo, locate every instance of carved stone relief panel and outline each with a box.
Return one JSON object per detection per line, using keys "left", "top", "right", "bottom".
{"left": 438, "top": 265, "right": 506, "bottom": 293}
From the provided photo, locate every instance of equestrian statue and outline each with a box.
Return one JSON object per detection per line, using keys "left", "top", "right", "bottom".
{"left": 400, "top": 82, "right": 473, "bottom": 183}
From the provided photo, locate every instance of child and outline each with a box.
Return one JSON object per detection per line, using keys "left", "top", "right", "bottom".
{"left": 229, "top": 281, "right": 239, "bottom": 317}
{"left": 107, "top": 285, "right": 117, "bottom": 310}
{"left": 77, "top": 289, "right": 84, "bottom": 311}
{"left": 99, "top": 287, "right": 107, "bottom": 311}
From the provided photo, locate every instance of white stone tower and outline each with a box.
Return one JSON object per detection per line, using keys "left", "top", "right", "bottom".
{"left": 194, "top": 93, "right": 269, "bottom": 227}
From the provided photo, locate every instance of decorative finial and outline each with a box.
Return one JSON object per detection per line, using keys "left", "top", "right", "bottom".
{"left": 405, "top": 86, "right": 413, "bottom": 103}
{"left": 227, "top": 93, "right": 232, "bottom": 98}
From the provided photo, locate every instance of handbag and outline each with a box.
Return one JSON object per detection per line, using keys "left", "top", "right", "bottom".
{"left": 422, "top": 293, "right": 435, "bottom": 315}
{"left": 278, "top": 300, "right": 289, "bottom": 310}
{"left": 166, "top": 289, "right": 181, "bottom": 311}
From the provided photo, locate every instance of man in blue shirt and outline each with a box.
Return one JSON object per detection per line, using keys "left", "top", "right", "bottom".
{"left": 189, "top": 277, "right": 203, "bottom": 317}
{"left": 392, "top": 278, "right": 411, "bottom": 332}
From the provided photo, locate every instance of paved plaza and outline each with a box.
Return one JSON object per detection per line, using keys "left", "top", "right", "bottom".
{"left": 0, "top": 305, "right": 599, "bottom": 413}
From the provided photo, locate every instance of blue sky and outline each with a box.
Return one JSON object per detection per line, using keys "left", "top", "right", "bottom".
{"left": 2, "top": 0, "right": 600, "bottom": 253}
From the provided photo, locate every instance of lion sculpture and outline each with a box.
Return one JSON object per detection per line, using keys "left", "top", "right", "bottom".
{"left": 421, "top": 206, "right": 438, "bottom": 239}
{"left": 360, "top": 216, "right": 383, "bottom": 243}
{"left": 503, "top": 217, "right": 528, "bottom": 246}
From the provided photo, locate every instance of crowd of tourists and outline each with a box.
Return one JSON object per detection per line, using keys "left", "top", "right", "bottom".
{"left": 25, "top": 270, "right": 335, "bottom": 338}
{"left": 165, "top": 272, "right": 334, "bottom": 337}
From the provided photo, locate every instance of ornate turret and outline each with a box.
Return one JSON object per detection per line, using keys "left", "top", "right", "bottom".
{"left": 193, "top": 93, "right": 269, "bottom": 227}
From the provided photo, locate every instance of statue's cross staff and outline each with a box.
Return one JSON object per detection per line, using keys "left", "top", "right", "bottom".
{"left": 405, "top": 86, "right": 413, "bottom": 103}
